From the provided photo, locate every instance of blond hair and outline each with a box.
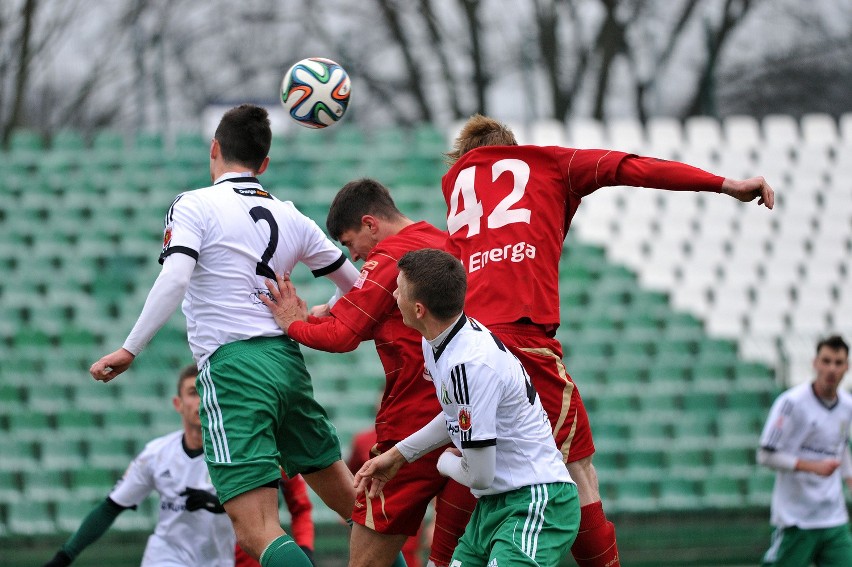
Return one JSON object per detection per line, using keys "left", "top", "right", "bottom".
{"left": 445, "top": 114, "right": 518, "bottom": 166}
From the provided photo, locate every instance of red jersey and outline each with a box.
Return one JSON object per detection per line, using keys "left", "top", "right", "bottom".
{"left": 441, "top": 145, "right": 724, "bottom": 328}
{"left": 289, "top": 221, "right": 446, "bottom": 443}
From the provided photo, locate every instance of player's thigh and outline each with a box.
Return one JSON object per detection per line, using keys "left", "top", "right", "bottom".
{"left": 349, "top": 523, "right": 409, "bottom": 567}
{"left": 430, "top": 478, "right": 478, "bottom": 565}
{"left": 489, "top": 482, "right": 579, "bottom": 567}
{"left": 352, "top": 448, "right": 446, "bottom": 536}
{"left": 505, "top": 338, "right": 595, "bottom": 464}
{"left": 762, "top": 526, "right": 818, "bottom": 567}
{"left": 815, "top": 524, "right": 852, "bottom": 567}
{"left": 198, "top": 344, "right": 284, "bottom": 503}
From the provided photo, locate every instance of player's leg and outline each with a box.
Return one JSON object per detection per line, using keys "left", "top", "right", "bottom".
{"left": 761, "top": 526, "right": 818, "bottom": 566}
{"left": 428, "top": 479, "right": 477, "bottom": 567}
{"left": 496, "top": 328, "right": 619, "bottom": 567}
{"left": 488, "top": 482, "right": 580, "bottom": 567}
{"left": 813, "top": 524, "right": 852, "bottom": 567}
{"left": 301, "top": 460, "right": 356, "bottom": 521}
{"left": 349, "top": 446, "right": 449, "bottom": 567}
{"left": 198, "top": 340, "right": 314, "bottom": 566}
{"left": 224, "top": 486, "right": 312, "bottom": 566}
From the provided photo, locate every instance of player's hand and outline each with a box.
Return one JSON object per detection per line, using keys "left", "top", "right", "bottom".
{"left": 180, "top": 487, "right": 226, "bottom": 514}
{"left": 721, "top": 176, "right": 775, "bottom": 209}
{"left": 259, "top": 273, "right": 309, "bottom": 334}
{"left": 810, "top": 458, "right": 841, "bottom": 477}
{"left": 309, "top": 303, "right": 331, "bottom": 318}
{"left": 89, "top": 348, "right": 135, "bottom": 383}
{"left": 353, "top": 448, "right": 406, "bottom": 499}
{"left": 42, "top": 550, "right": 73, "bottom": 567}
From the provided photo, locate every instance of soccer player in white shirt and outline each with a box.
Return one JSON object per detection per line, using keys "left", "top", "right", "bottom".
{"left": 43, "top": 365, "right": 235, "bottom": 567}
{"left": 758, "top": 335, "right": 852, "bottom": 566}
{"left": 354, "top": 248, "right": 580, "bottom": 567}
{"left": 90, "top": 105, "right": 360, "bottom": 567}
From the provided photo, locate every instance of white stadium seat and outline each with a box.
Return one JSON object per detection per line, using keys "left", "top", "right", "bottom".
{"left": 567, "top": 118, "right": 605, "bottom": 148}
{"left": 762, "top": 114, "right": 800, "bottom": 148}
{"left": 685, "top": 116, "right": 723, "bottom": 150}
{"left": 800, "top": 113, "right": 839, "bottom": 148}
{"left": 723, "top": 115, "right": 761, "bottom": 151}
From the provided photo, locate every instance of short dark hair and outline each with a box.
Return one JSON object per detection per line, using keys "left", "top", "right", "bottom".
{"left": 816, "top": 335, "right": 849, "bottom": 356}
{"left": 177, "top": 364, "right": 198, "bottom": 395}
{"left": 214, "top": 104, "right": 271, "bottom": 171}
{"left": 397, "top": 249, "right": 466, "bottom": 320}
{"left": 326, "top": 178, "right": 404, "bottom": 241}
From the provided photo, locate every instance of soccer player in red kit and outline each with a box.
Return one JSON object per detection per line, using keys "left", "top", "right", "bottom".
{"left": 260, "top": 178, "right": 477, "bottom": 567}
{"left": 441, "top": 114, "right": 776, "bottom": 567}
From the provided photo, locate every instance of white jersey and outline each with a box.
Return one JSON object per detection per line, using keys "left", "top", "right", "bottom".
{"left": 109, "top": 430, "right": 235, "bottom": 567}
{"left": 422, "top": 315, "right": 571, "bottom": 497}
{"left": 160, "top": 173, "right": 347, "bottom": 365}
{"left": 760, "top": 382, "right": 852, "bottom": 529}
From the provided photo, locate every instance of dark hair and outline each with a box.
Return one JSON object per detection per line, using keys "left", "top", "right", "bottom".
{"left": 326, "top": 178, "right": 404, "bottom": 240}
{"left": 177, "top": 364, "right": 198, "bottom": 395}
{"left": 816, "top": 335, "right": 849, "bottom": 356}
{"left": 445, "top": 114, "right": 517, "bottom": 166}
{"left": 397, "top": 249, "right": 466, "bottom": 320}
{"left": 214, "top": 104, "right": 272, "bottom": 171}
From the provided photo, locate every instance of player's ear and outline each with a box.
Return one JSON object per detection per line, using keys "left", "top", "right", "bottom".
{"left": 172, "top": 396, "right": 182, "bottom": 413}
{"left": 362, "top": 215, "right": 379, "bottom": 233}
{"left": 210, "top": 138, "right": 219, "bottom": 160}
{"left": 256, "top": 156, "right": 270, "bottom": 176}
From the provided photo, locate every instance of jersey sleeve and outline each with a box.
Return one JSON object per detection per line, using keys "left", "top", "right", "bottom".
{"left": 108, "top": 447, "right": 156, "bottom": 508}
{"left": 552, "top": 147, "right": 631, "bottom": 199}
{"left": 760, "top": 395, "right": 799, "bottom": 452}
{"left": 327, "top": 248, "right": 401, "bottom": 340}
{"left": 615, "top": 155, "right": 724, "bottom": 192}
{"left": 453, "top": 361, "right": 503, "bottom": 449}
{"left": 159, "top": 192, "right": 204, "bottom": 265}
{"left": 292, "top": 210, "right": 348, "bottom": 277}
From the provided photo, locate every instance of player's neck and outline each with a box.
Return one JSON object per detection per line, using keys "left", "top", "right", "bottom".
{"left": 812, "top": 381, "right": 838, "bottom": 404}
{"left": 183, "top": 427, "right": 204, "bottom": 451}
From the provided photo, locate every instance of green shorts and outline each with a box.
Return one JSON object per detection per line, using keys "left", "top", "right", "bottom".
{"left": 450, "top": 482, "right": 579, "bottom": 567}
{"left": 762, "top": 523, "right": 852, "bottom": 567}
{"left": 197, "top": 336, "right": 341, "bottom": 503}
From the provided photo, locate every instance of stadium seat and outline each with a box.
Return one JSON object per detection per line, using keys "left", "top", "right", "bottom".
{"left": 646, "top": 116, "right": 684, "bottom": 158}
{"left": 657, "top": 479, "right": 701, "bottom": 510}
{"left": 710, "top": 446, "right": 753, "bottom": 478}
{"left": 745, "top": 472, "right": 775, "bottom": 506}
{"left": 22, "top": 469, "right": 68, "bottom": 502}
{"left": 702, "top": 477, "right": 745, "bottom": 508}
{"left": 86, "top": 438, "right": 134, "bottom": 469}
{"left": 722, "top": 115, "right": 761, "bottom": 151}
{"left": 39, "top": 438, "right": 86, "bottom": 470}
{"left": 685, "top": 116, "right": 723, "bottom": 149}
{"left": 55, "top": 497, "right": 102, "bottom": 532}
{"left": 0, "top": 470, "right": 22, "bottom": 504}
{"left": 71, "top": 468, "right": 118, "bottom": 500}
{"left": 614, "top": 479, "right": 658, "bottom": 513}
{"left": 6, "top": 501, "right": 55, "bottom": 535}
{"left": 0, "top": 439, "right": 38, "bottom": 472}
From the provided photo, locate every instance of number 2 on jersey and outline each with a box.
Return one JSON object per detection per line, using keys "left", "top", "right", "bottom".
{"left": 446, "top": 159, "right": 532, "bottom": 237}
{"left": 249, "top": 206, "right": 278, "bottom": 279}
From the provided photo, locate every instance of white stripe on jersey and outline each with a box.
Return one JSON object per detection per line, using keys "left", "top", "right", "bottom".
{"left": 199, "top": 363, "right": 230, "bottom": 463}
{"left": 521, "top": 483, "right": 548, "bottom": 559}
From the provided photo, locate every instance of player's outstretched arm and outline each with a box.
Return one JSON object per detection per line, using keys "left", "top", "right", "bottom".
{"left": 260, "top": 273, "right": 309, "bottom": 334}
{"left": 42, "top": 498, "right": 126, "bottom": 566}
{"left": 353, "top": 448, "right": 407, "bottom": 499}
{"left": 720, "top": 176, "right": 775, "bottom": 209}
{"left": 89, "top": 349, "right": 135, "bottom": 383}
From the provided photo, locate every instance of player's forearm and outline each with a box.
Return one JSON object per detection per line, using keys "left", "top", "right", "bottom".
{"left": 325, "top": 261, "right": 361, "bottom": 304}
{"left": 288, "top": 318, "right": 362, "bottom": 353}
{"left": 436, "top": 446, "right": 496, "bottom": 490}
{"left": 396, "top": 413, "right": 452, "bottom": 462}
{"left": 615, "top": 155, "right": 724, "bottom": 193}
{"left": 756, "top": 448, "right": 798, "bottom": 471}
{"left": 61, "top": 498, "right": 126, "bottom": 560}
{"left": 123, "top": 254, "right": 194, "bottom": 355}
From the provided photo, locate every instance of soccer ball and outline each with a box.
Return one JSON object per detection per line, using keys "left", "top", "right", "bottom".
{"left": 280, "top": 57, "right": 351, "bottom": 129}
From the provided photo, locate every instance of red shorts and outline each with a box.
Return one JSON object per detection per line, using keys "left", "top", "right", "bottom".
{"left": 352, "top": 442, "right": 476, "bottom": 564}
{"left": 490, "top": 323, "right": 595, "bottom": 464}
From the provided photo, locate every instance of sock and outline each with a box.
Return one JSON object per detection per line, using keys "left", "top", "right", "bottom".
{"left": 259, "top": 534, "right": 313, "bottom": 567}
{"left": 570, "top": 501, "right": 620, "bottom": 567}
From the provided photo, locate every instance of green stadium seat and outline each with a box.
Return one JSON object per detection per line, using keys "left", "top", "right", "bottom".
{"left": 623, "top": 449, "right": 666, "bottom": 479}
{"left": 733, "top": 361, "right": 776, "bottom": 388}
{"left": 71, "top": 468, "right": 117, "bottom": 500}
{"left": 39, "top": 438, "right": 86, "bottom": 470}
{"left": 666, "top": 448, "right": 708, "bottom": 479}
{"left": 702, "top": 477, "right": 745, "bottom": 508}
{"left": 637, "top": 393, "right": 679, "bottom": 417}
{"left": 148, "top": 407, "right": 182, "bottom": 437}
{"left": 53, "top": 410, "right": 98, "bottom": 439}
{"left": 710, "top": 446, "right": 754, "bottom": 478}
{"left": 55, "top": 497, "right": 102, "bottom": 532}
{"left": 6, "top": 501, "right": 55, "bottom": 535}
{"left": 21, "top": 469, "right": 68, "bottom": 502}
{"left": 745, "top": 472, "right": 775, "bottom": 506}
{"left": 10, "top": 129, "right": 44, "bottom": 151}
{"left": 0, "top": 384, "right": 23, "bottom": 411}
{"left": 0, "top": 439, "right": 38, "bottom": 472}
{"left": 101, "top": 409, "right": 148, "bottom": 439}
{"left": 86, "top": 438, "right": 134, "bottom": 469}
{"left": 0, "top": 470, "right": 22, "bottom": 504}
{"left": 6, "top": 410, "right": 51, "bottom": 440}
{"left": 614, "top": 479, "right": 658, "bottom": 512}
{"left": 590, "top": 450, "right": 620, "bottom": 473}
{"left": 696, "top": 338, "right": 738, "bottom": 359}
{"left": 629, "top": 420, "right": 672, "bottom": 450}
{"left": 26, "top": 383, "right": 72, "bottom": 412}
{"left": 590, "top": 422, "right": 630, "bottom": 453}
{"left": 115, "top": 380, "right": 167, "bottom": 412}
{"left": 51, "top": 129, "right": 86, "bottom": 150}
{"left": 680, "top": 391, "right": 721, "bottom": 414}
{"left": 657, "top": 479, "right": 701, "bottom": 510}
{"left": 412, "top": 123, "right": 447, "bottom": 155}
{"left": 670, "top": 416, "right": 715, "bottom": 446}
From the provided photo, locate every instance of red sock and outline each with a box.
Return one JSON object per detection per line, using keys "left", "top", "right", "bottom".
{"left": 571, "top": 501, "right": 620, "bottom": 567}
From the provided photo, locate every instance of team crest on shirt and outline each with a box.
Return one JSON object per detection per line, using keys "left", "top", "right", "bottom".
{"left": 353, "top": 260, "right": 379, "bottom": 289}
{"left": 458, "top": 407, "right": 472, "bottom": 431}
{"left": 162, "top": 226, "right": 173, "bottom": 248}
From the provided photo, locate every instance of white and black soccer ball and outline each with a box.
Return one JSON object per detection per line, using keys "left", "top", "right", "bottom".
{"left": 280, "top": 57, "right": 351, "bottom": 129}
